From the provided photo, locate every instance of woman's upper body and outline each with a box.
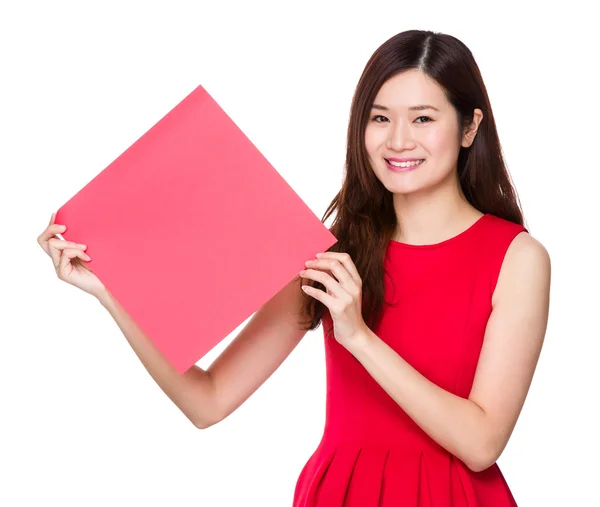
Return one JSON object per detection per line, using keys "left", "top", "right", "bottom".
{"left": 38, "top": 32, "right": 550, "bottom": 486}
{"left": 292, "top": 210, "right": 544, "bottom": 506}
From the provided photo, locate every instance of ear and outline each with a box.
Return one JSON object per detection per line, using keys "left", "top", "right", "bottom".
{"left": 461, "top": 108, "right": 483, "bottom": 148}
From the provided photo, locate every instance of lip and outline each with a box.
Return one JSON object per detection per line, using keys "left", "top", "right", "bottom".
{"left": 387, "top": 157, "right": 424, "bottom": 162}
{"left": 385, "top": 158, "right": 425, "bottom": 172}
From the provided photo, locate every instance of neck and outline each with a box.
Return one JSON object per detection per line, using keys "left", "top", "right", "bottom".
{"left": 391, "top": 174, "right": 481, "bottom": 245}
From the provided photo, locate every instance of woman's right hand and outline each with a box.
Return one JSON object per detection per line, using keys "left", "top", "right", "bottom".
{"left": 37, "top": 212, "right": 107, "bottom": 299}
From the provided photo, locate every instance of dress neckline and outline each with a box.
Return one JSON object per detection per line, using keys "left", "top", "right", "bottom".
{"left": 388, "top": 213, "right": 490, "bottom": 250}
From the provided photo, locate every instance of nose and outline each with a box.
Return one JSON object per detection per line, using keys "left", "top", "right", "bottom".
{"left": 385, "top": 120, "right": 416, "bottom": 151}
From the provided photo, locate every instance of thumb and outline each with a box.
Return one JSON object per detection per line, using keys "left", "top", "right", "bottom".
{"left": 57, "top": 248, "right": 88, "bottom": 276}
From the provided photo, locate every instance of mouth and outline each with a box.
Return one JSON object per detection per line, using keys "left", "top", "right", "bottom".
{"left": 385, "top": 158, "right": 425, "bottom": 171}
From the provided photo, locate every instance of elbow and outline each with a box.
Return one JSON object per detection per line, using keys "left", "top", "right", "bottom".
{"left": 466, "top": 454, "right": 495, "bottom": 473}
{"left": 194, "top": 412, "right": 221, "bottom": 429}
{"left": 195, "top": 420, "right": 212, "bottom": 430}
{"left": 194, "top": 373, "right": 223, "bottom": 430}
{"left": 466, "top": 439, "right": 501, "bottom": 473}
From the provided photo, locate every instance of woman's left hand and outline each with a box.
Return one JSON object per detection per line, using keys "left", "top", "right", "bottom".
{"left": 299, "top": 251, "right": 369, "bottom": 347}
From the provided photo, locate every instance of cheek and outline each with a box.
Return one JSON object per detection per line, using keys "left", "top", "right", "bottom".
{"left": 422, "top": 126, "right": 458, "bottom": 156}
{"left": 364, "top": 128, "right": 383, "bottom": 157}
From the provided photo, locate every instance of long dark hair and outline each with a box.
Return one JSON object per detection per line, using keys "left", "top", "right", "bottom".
{"left": 297, "top": 29, "right": 525, "bottom": 333}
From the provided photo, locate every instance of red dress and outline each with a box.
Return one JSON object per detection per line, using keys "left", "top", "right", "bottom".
{"left": 293, "top": 213, "right": 528, "bottom": 507}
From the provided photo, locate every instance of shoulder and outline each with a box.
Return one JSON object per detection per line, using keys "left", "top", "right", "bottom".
{"left": 492, "top": 230, "right": 551, "bottom": 307}
{"left": 506, "top": 230, "right": 550, "bottom": 268}
{"left": 483, "top": 213, "right": 545, "bottom": 260}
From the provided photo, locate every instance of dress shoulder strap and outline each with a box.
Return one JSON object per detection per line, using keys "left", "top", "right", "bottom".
{"left": 478, "top": 214, "right": 529, "bottom": 300}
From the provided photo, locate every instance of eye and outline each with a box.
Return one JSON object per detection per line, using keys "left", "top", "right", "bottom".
{"left": 371, "top": 115, "right": 388, "bottom": 123}
{"left": 415, "top": 116, "right": 432, "bottom": 123}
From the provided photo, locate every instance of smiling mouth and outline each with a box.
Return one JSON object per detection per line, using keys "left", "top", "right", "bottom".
{"left": 385, "top": 158, "right": 425, "bottom": 169}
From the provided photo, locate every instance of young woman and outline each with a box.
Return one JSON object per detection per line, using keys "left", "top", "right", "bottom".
{"left": 38, "top": 29, "right": 550, "bottom": 506}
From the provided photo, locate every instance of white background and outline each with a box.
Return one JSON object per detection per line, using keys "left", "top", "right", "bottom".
{"left": 2, "top": 1, "right": 598, "bottom": 505}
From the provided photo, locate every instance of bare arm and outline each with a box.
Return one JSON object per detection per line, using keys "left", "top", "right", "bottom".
{"left": 338, "top": 233, "right": 550, "bottom": 472}
{"left": 206, "top": 275, "right": 309, "bottom": 424}
{"left": 97, "top": 274, "right": 309, "bottom": 429}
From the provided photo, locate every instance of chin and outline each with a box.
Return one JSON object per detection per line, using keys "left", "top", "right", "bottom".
{"left": 380, "top": 176, "right": 426, "bottom": 195}
{"left": 388, "top": 185, "right": 426, "bottom": 196}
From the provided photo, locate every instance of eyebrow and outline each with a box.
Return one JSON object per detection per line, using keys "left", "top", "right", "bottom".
{"left": 371, "top": 103, "right": 440, "bottom": 112}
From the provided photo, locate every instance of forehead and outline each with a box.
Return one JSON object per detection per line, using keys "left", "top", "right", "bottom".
{"left": 373, "top": 70, "right": 448, "bottom": 111}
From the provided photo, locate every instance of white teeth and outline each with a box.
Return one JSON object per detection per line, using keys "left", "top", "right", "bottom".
{"left": 388, "top": 159, "right": 424, "bottom": 168}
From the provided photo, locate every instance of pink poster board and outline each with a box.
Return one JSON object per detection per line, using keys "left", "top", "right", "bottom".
{"left": 56, "top": 84, "right": 338, "bottom": 373}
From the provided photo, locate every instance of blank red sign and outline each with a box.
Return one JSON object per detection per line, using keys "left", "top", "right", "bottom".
{"left": 56, "top": 84, "right": 338, "bottom": 373}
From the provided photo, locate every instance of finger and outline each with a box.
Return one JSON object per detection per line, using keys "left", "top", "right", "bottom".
{"left": 302, "top": 269, "right": 345, "bottom": 299}
{"left": 316, "top": 253, "right": 361, "bottom": 285}
{"left": 318, "top": 260, "right": 355, "bottom": 291}
{"left": 48, "top": 238, "right": 87, "bottom": 268}
{"left": 57, "top": 248, "right": 91, "bottom": 276}
{"left": 37, "top": 224, "right": 67, "bottom": 249}
{"left": 301, "top": 284, "right": 335, "bottom": 309}
{"left": 49, "top": 212, "right": 56, "bottom": 225}
{"left": 48, "top": 238, "right": 62, "bottom": 267}
{"left": 48, "top": 238, "right": 87, "bottom": 251}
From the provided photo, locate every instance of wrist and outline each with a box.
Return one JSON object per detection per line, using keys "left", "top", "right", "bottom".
{"left": 345, "top": 326, "right": 375, "bottom": 357}
{"left": 95, "top": 287, "right": 114, "bottom": 307}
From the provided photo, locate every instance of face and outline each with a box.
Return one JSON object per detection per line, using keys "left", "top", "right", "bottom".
{"left": 364, "top": 69, "right": 481, "bottom": 196}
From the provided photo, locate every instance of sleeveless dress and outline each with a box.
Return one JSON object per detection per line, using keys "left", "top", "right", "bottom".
{"left": 293, "top": 213, "right": 528, "bottom": 507}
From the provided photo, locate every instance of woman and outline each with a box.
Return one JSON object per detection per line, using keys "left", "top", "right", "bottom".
{"left": 38, "top": 29, "right": 550, "bottom": 506}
